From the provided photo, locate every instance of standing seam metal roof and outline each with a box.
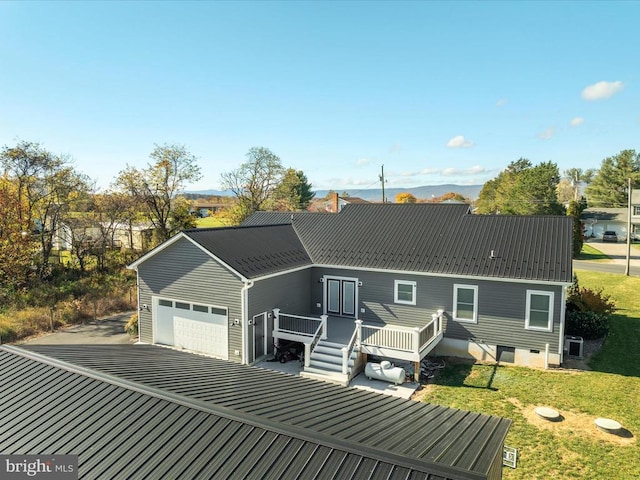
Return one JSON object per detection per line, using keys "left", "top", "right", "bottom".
{"left": 16, "top": 344, "right": 511, "bottom": 480}
{"left": 0, "top": 345, "right": 499, "bottom": 480}
{"left": 180, "top": 204, "right": 572, "bottom": 283}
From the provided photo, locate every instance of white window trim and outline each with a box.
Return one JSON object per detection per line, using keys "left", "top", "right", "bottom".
{"left": 453, "top": 284, "right": 478, "bottom": 323}
{"left": 525, "top": 290, "right": 554, "bottom": 332}
{"left": 394, "top": 280, "right": 416, "bottom": 305}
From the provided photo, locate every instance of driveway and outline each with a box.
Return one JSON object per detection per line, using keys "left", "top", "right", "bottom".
{"left": 20, "top": 311, "right": 135, "bottom": 345}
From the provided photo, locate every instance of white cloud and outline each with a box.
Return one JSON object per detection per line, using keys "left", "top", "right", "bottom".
{"left": 581, "top": 81, "right": 624, "bottom": 101}
{"left": 419, "top": 167, "right": 441, "bottom": 175}
{"left": 446, "top": 135, "right": 474, "bottom": 148}
{"left": 537, "top": 128, "right": 555, "bottom": 140}
{"left": 569, "top": 117, "right": 584, "bottom": 127}
{"left": 355, "top": 158, "right": 371, "bottom": 166}
{"left": 496, "top": 98, "right": 508, "bottom": 107}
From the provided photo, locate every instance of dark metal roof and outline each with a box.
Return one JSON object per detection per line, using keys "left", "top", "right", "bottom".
{"left": 295, "top": 204, "right": 572, "bottom": 283}
{"left": 138, "top": 203, "right": 572, "bottom": 283}
{"left": 1, "top": 346, "right": 464, "bottom": 480}
{"left": 183, "top": 224, "right": 312, "bottom": 278}
{"left": 18, "top": 344, "right": 511, "bottom": 480}
{"left": 241, "top": 211, "right": 333, "bottom": 226}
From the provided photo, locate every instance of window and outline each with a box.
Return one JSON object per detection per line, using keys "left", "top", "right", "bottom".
{"left": 158, "top": 299, "right": 173, "bottom": 307}
{"left": 175, "top": 302, "right": 190, "bottom": 310}
{"left": 525, "top": 290, "right": 554, "bottom": 332}
{"left": 634, "top": 205, "right": 640, "bottom": 216}
{"left": 394, "top": 280, "right": 416, "bottom": 305}
{"left": 193, "top": 304, "right": 208, "bottom": 313}
{"left": 453, "top": 284, "right": 478, "bottom": 322}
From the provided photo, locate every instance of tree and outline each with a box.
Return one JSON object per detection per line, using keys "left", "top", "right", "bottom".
{"left": 220, "top": 147, "right": 284, "bottom": 223}
{"left": 476, "top": 158, "right": 564, "bottom": 215}
{"left": 268, "top": 168, "right": 315, "bottom": 211}
{"left": 0, "top": 141, "right": 92, "bottom": 278}
{"left": 564, "top": 168, "right": 595, "bottom": 202}
{"left": 115, "top": 144, "right": 202, "bottom": 244}
{"left": 585, "top": 150, "right": 640, "bottom": 207}
{"left": 395, "top": 192, "right": 417, "bottom": 203}
{"left": 0, "top": 176, "right": 35, "bottom": 290}
{"left": 567, "top": 198, "right": 587, "bottom": 258}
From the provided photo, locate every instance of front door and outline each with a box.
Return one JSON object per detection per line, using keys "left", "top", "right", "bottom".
{"left": 325, "top": 277, "right": 357, "bottom": 317}
{"left": 252, "top": 312, "right": 267, "bottom": 363}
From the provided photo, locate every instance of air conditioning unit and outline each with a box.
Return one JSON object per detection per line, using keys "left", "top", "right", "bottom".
{"left": 564, "top": 335, "right": 584, "bottom": 359}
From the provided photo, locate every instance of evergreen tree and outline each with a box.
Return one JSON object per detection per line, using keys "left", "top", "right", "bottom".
{"left": 585, "top": 150, "right": 640, "bottom": 207}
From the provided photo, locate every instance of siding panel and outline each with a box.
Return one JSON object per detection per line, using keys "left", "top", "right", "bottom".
{"left": 136, "top": 237, "right": 244, "bottom": 362}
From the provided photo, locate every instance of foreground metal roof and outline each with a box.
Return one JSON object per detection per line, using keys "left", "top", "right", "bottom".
{"left": 10, "top": 344, "right": 511, "bottom": 480}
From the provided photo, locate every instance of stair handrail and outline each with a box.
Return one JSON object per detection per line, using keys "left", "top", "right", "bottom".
{"left": 305, "top": 320, "right": 325, "bottom": 368}
{"left": 341, "top": 319, "right": 362, "bottom": 375}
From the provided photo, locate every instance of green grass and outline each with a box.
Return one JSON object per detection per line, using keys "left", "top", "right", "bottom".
{"left": 420, "top": 270, "right": 640, "bottom": 479}
{"left": 577, "top": 243, "right": 611, "bottom": 261}
{"left": 195, "top": 216, "right": 226, "bottom": 228}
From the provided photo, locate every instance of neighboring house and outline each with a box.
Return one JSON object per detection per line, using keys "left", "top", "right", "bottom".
{"left": 581, "top": 208, "right": 630, "bottom": 240}
{"left": 324, "top": 192, "right": 370, "bottom": 212}
{"left": 2, "top": 344, "right": 511, "bottom": 480}
{"left": 53, "top": 221, "right": 154, "bottom": 252}
{"left": 632, "top": 190, "right": 640, "bottom": 239}
{"left": 129, "top": 204, "right": 573, "bottom": 386}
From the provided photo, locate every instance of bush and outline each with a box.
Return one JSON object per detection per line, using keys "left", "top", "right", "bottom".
{"left": 565, "top": 310, "right": 609, "bottom": 340}
{"left": 125, "top": 313, "right": 138, "bottom": 337}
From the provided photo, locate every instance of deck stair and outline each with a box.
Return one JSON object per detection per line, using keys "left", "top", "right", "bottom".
{"left": 300, "top": 339, "right": 358, "bottom": 387}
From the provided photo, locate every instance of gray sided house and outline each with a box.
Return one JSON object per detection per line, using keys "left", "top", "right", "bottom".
{"left": 129, "top": 204, "right": 573, "bottom": 385}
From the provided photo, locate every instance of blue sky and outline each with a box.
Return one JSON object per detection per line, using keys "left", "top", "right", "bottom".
{"left": 1, "top": 1, "right": 638, "bottom": 193}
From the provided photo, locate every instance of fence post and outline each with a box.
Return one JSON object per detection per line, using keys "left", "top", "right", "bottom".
{"left": 355, "top": 319, "right": 362, "bottom": 347}
{"left": 305, "top": 343, "right": 311, "bottom": 368}
{"left": 273, "top": 308, "right": 280, "bottom": 333}
{"left": 341, "top": 346, "right": 349, "bottom": 375}
{"left": 413, "top": 327, "right": 420, "bottom": 353}
{"left": 436, "top": 309, "right": 444, "bottom": 334}
{"left": 320, "top": 314, "right": 328, "bottom": 340}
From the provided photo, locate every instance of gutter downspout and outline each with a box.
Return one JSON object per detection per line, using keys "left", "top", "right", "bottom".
{"left": 558, "top": 285, "right": 567, "bottom": 365}
{"left": 241, "top": 280, "right": 255, "bottom": 365}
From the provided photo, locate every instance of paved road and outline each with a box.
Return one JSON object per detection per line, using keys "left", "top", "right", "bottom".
{"left": 20, "top": 311, "right": 135, "bottom": 345}
{"left": 574, "top": 239, "right": 640, "bottom": 277}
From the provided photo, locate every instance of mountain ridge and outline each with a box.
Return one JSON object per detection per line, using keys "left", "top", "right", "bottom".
{"left": 187, "top": 184, "right": 483, "bottom": 201}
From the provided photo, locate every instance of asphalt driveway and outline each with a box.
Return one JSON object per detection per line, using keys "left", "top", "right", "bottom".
{"left": 20, "top": 311, "right": 135, "bottom": 345}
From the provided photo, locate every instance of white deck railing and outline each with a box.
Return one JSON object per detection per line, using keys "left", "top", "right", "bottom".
{"left": 274, "top": 308, "right": 444, "bottom": 364}
{"left": 273, "top": 308, "right": 327, "bottom": 341}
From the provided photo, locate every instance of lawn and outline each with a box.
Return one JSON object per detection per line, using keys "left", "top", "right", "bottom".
{"left": 577, "top": 243, "right": 611, "bottom": 261}
{"left": 195, "top": 216, "right": 226, "bottom": 228}
{"left": 419, "top": 270, "right": 640, "bottom": 479}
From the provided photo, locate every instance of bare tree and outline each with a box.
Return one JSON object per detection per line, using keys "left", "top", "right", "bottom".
{"left": 115, "top": 144, "right": 202, "bottom": 244}
{"left": 220, "top": 147, "right": 284, "bottom": 223}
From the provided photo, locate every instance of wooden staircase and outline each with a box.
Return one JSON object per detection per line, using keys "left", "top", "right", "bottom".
{"left": 299, "top": 339, "right": 359, "bottom": 387}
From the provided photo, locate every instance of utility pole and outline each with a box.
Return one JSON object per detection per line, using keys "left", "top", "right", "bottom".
{"left": 379, "top": 165, "right": 386, "bottom": 203}
{"left": 625, "top": 178, "right": 632, "bottom": 276}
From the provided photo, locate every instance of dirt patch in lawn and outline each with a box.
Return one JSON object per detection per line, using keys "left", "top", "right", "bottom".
{"left": 522, "top": 404, "right": 635, "bottom": 446}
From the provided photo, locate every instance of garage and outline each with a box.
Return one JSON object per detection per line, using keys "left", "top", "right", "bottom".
{"left": 153, "top": 298, "right": 228, "bottom": 360}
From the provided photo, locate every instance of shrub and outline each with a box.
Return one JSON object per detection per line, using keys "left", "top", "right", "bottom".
{"left": 125, "top": 313, "right": 138, "bottom": 337}
{"left": 565, "top": 310, "right": 609, "bottom": 340}
{"left": 566, "top": 274, "right": 616, "bottom": 315}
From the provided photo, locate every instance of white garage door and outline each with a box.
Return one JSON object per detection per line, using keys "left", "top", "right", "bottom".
{"left": 154, "top": 298, "right": 228, "bottom": 360}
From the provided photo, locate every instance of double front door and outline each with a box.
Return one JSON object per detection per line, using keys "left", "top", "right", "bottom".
{"left": 325, "top": 276, "right": 358, "bottom": 317}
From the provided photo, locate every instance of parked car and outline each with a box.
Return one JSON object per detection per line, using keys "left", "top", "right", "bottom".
{"left": 602, "top": 231, "right": 618, "bottom": 242}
